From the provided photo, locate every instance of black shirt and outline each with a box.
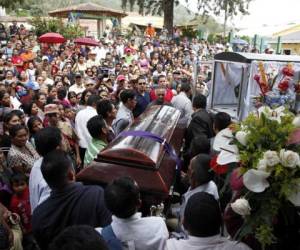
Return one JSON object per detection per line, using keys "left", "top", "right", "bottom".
{"left": 32, "top": 182, "right": 111, "bottom": 250}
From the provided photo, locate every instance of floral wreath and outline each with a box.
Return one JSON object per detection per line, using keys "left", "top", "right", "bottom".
{"left": 216, "top": 106, "right": 300, "bottom": 248}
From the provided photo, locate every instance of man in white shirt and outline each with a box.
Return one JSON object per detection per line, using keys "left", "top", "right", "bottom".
{"left": 86, "top": 50, "right": 99, "bottom": 68}
{"left": 116, "top": 38, "right": 125, "bottom": 58}
{"left": 41, "top": 70, "right": 54, "bottom": 86}
{"left": 101, "top": 176, "right": 169, "bottom": 250}
{"left": 95, "top": 42, "right": 108, "bottom": 62}
{"left": 180, "top": 154, "right": 219, "bottom": 219}
{"left": 171, "top": 82, "right": 193, "bottom": 124}
{"left": 167, "top": 192, "right": 251, "bottom": 250}
{"left": 153, "top": 64, "right": 166, "bottom": 79}
{"left": 69, "top": 72, "right": 86, "bottom": 94}
{"left": 112, "top": 89, "right": 137, "bottom": 136}
{"left": 29, "top": 127, "right": 62, "bottom": 213}
{"left": 75, "top": 95, "right": 100, "bottom": 163}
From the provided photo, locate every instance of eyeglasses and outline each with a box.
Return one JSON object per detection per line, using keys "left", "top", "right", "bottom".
{"left": 138, "top": 82, "right": 146, "bottom": 85}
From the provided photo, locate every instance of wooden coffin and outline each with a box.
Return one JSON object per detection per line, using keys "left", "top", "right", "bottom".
{"left": 76, "top": 105, "right": 185, "bottom": 197}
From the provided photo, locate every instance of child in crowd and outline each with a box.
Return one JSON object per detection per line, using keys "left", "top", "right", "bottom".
{"left": 9, "top": 173, "right": 31, "bottom": 235}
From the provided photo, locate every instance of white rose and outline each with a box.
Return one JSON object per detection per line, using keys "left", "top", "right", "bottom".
{"left": 280, "top": 149, "right": 300, "bottom": 168}
{"left": 292, "top": 116, "right": 300, "bottom": 128}
{"left": 256, "top": 159, "right": 268, "bottom": 172}
{"left": 231, "top": 198, "right": 251, "bottom": 216}
{"left": 263, "top": 150, "right": 280, "bottom": 167}
{"left": 236, "top": 131, "right": 248, "bottom": 146}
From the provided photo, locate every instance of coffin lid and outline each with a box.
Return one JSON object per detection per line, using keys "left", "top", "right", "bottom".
{"left": 97, "top": 105, "right": 181, "bottom": 170}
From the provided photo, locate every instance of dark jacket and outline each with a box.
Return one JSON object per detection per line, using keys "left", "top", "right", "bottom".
{"left": 186, "top": 109, "right": 213, "bottom": 140}
{"left": 32, "top": 182, "right": 111, "bottom": 250}
{"left": 133, "top": 91, "right": 150, "bottom": 118}
{"left": 184, "top": 109, "right": 214, "bottom": 158}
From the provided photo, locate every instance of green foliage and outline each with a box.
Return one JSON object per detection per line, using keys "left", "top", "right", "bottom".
{"left": 61, "top": 24, "right": 84, "bottom": 40}
{"left": 255, "top": 224, "right": 276, "bottom": 249}
{"left": 121, "top": 0, "right": 173, "bottom": 16}
{"left": 121, "top": 0, "right": 252, "bottom": 21}
{"left": 15, "top": 9, "right": 30, "bottom": 17}
{"left": 240, "top": 35, "right": 251, "bottom": 43}
{"left": 30, "top": 16, "right": 49, "bottom": 36}
{"left": 207, "top": 33, "right": 225, "bottom": 44}
{"left": 181, "top": 27, "right": 197, "bottom": 39}
{"left": 0, "top": 0, "right": 24, "bottom": 8}
{"left": 30, "top": 16, "right": 84, "bottom": 39}
{"left": 205, "top": 0, "right": 253, "bottom": 17}
{"left": 6, "top": 0, "right": 43, "bottom": 17}
{"left": 195, "top": 16, "right": 223, "bottom": 33}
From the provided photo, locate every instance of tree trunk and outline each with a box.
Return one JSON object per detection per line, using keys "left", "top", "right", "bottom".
{"left": 163, "top": 0, "right": 174, "bottom": 37}
{"left": 223, "top": 0, "right": 228, "bottom": 37}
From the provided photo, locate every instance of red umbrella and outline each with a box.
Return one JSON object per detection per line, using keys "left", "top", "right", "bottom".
{"left": 74, "top": 37, "right": 99, "bottom": 46}
{"left": 39, "top": 33, "right": 66, "bottom": 44}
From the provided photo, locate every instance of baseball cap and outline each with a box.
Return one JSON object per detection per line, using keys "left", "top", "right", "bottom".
{"left": 42, "top": 56, "right": 49, "bottom": 61}
{"left": 75, "top": 72, "right": 82, "bottom": 78}
{"left": 16, "top": 86, "right": 27, "bottom": 97}
{"left": 117, "top": 75, "right": 125, "bottom": 81}
{"left": 44, "top": 104, "right": 60, "bottom": 115}
{"left": 25, "top": 81, "right": 40, "bottom": 91}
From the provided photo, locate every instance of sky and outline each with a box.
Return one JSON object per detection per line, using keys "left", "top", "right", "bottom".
{"left": 179, "top": 0, "right": 300, "bottom": 34}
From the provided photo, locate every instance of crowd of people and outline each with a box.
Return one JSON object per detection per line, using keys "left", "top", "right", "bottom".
{"left": 0, "top": 21, "right": 292, "bottom": 250}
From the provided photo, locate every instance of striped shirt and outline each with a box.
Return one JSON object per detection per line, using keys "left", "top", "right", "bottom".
{"left": 84, "top": 138, "right": 107, "bottom": 167}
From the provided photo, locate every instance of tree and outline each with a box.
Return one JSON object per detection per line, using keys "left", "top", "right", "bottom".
{"left": 30, "top": 16, "right": 84, "bottom": 39}
{"left": 0, "top": 0, "right": 24, "bottom": 9}
{"left": 121, "top": 0, "right": 178, "bottom": 37}
{"left": 207, "top": 0, "right": 253, "bottom": 36}
{"left": 121, "top": 0, "right": 252, "bottom": 37}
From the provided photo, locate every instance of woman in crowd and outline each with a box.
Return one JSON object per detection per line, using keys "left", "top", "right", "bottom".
{"left": 7, "top": 124, "right": 39, "bottom": 174}
{"left": 18, "top": 71, "right": 29, "bottom": 85}
{"left": 27, "top": 116, "right": 43, "bottom": 148}
{"left": 0, "top": 90, "right": 13, "bottom": 110}
{"left": 78, "top": 89, "right": 93, "bottom": 110}
{"left": 21, "top": 101, "right": 39, "bottom": 123}
{"left": 138, "top": 52, "right": 150, "bottom": 74}
{"left": 47, "top": 85, "right": 58, "bottom": 103}
{"left": 68, "top": 91, "right": 79, "bottom": 110}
